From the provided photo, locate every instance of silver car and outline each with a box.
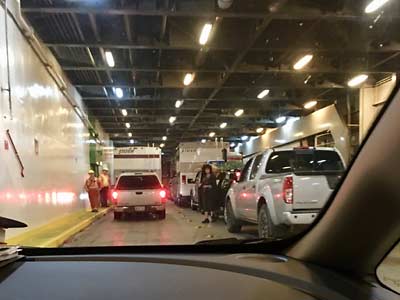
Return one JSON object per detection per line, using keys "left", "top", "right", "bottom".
{"left": 225, "top": 147, "right": 345, "bottom": 238}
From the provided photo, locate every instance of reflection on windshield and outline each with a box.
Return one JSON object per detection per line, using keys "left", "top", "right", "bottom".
{"left": 0, "top": 0, "right": 397, "bottom": 259}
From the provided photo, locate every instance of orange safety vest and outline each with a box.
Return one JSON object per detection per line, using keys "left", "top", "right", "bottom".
{"left": 85, "top": 177, "right": 99, "bottom": 191}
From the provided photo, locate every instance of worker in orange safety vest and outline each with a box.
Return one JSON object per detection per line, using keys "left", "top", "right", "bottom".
{"left": 85, "top": 170, "right": 100, "bottom": 212}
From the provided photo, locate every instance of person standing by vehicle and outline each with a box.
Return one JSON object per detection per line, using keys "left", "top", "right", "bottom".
{"left": 200, "top": 164, "right": 218, "bottom": 224}
{"left": 85, "top": 170, "right": 100, "bottom": 212}
{"left": 99, "top": 167, "right": 110, "bottom": 207}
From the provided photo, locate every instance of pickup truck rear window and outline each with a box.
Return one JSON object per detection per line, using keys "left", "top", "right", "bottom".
{"left": 116, "top": 175, "right": 161, "bottom": 190}
{"left": 266, "top": 150, "right": 344, "bottom": 174}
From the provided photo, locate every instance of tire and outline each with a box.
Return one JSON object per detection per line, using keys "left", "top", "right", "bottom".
{"left": 190, "top": 197, "right": 198, "bottom": 211}
{"left": 258, "top": 204, "right": 287, "bottom": 239}
{"left": 114, "top": 212, "right": 122, "bottom": 220}
{"left": 158, "top": 210, "right": 166, "bottom": 219}
{"left": 225, "top": 199, "right": 242, "bottom": 233}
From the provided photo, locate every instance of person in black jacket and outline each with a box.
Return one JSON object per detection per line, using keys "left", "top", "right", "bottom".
{"left": 200, "top": 164, "right": 218, "bottom": 224}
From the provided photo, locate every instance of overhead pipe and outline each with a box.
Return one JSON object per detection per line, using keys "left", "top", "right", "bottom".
{"left": 0, "top": 0, "right": 100, "bottom": 138}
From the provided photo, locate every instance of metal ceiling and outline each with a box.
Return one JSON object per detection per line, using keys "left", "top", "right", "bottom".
{"left": 21, "top": 0, "right": 400, "bottom": 152}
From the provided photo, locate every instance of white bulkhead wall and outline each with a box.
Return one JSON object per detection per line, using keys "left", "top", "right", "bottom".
{"left": 0, "top": 1, "right": 106, "bottom": 238}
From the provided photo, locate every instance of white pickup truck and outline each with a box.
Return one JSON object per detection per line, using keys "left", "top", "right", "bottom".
{"left": 225, "top": 147, "right": 345, "bottom": 238}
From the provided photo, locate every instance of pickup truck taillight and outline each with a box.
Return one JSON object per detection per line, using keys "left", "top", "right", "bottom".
{"left": 112, "top": 191, "right": 118, "bottom": 202}
{"left": 282, "top": 176, "right": 293, "bottom": 204}
{"left": 159, "top": 189, "right": 167, "bottom": 203}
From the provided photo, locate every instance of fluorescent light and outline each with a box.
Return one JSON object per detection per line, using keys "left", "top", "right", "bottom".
{"left": 129, "top": 139, "right": 134, "bottom": 144}
{"left": 128, "top": 132, "right": 132, "bottom": 137}
{"left": 257, "top": 89, "right": 270, "bottom": 99}
{"left": 105, "top": 51, "right": 115, "bottom": 67}
{"left": 209, "top": 132, "right": 216, "bottom": 138}
{"left": 162, "top": 136, "right": 167, "bottom": 141}
{"left": 121, "top": 109, "right": 128, "bottom": 116}
{"left": 169, "top": 116, "right": 176, "bottom": 124}
{"left": 241, "top": 135, "right": 248, "bottom": 141}
{"left": 234, "top": 109, "right": 244, "bottom": 117}
{"left": 348, "top": 74, "right": 368, "bottom": 87}
{"left": 201, "top": 139, "right": 207, "bottom": 143}
{"left": 125, "top": 122, "right": 131, "bottom": 128}
{"left": 230, "top": 142, "right": 236, "bottom": 147}
{"left": 199, "top": 23, "right": 213, "bottom": 45}
{"left": 114, "top": 87, "right": 123, "bottom": 98}
{"left": 175, "top": 100, "right": 184, "bottom": 108}
{"left": 220, "top": 122, "right": 227, "bottom": 129}
{"left": 74, "top": 106, "right": 83, "bottom": 118}
{"left": 275, "top": 116, "right": 286, "bottom": 123}
{"left": 256, "top": 127, "right": 264, "bottom": 133}
{"left": 183, "top": 73, "right": 194, "bottom": 86}
{"left": 160, "top": 143, "right": 165, "bottom": 148}
{"left": 293, "top": 54, "right": 313, "bottom": 70}
{"left": 365, "top": 0, "right": 390, "bottom": 13}
{"left": 304, "top": 100, "right": 317, "bottom": 109}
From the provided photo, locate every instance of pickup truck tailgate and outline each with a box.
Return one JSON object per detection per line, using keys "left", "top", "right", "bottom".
{"left": 117, "top": 189, "right": 162, "bottom": 206}
{"left": 292, "top": 174, "right": 341, "bottom": 210}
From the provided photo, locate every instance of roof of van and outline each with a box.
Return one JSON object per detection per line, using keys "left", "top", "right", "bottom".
{"left": 117, "top": 172, "right": 159, "bottom": 177}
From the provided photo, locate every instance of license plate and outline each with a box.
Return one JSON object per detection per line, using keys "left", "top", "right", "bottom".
{"left": 134, "top": 206, "right": 145, "bottom": 212}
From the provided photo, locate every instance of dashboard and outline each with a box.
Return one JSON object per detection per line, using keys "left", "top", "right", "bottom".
{"left": 0, "top": 252, "right": 394, "bottom": 300}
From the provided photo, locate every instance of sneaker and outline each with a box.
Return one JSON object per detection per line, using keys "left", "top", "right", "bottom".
{"left": 201, "top": 218, "right": 210, "bottom": 224}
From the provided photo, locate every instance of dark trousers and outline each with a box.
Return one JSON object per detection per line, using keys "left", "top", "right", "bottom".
{"left": 100, "top": 187, "right": 109, "bottom": 207}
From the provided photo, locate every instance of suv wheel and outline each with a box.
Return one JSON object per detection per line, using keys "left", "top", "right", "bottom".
{"left": 258, "top": 204, "right": 287, "bottom": 239}
{"left": 225, "top": 199, "right": 242, "bottom": 233}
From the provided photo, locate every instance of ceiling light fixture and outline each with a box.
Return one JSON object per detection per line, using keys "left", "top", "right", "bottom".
{"left": 105, "top": 51, "right": 115, "bottom": 67}
{"left": 175, "top": 100, "right": 184, "bottom": 108}
{"left": 219, "top": 122, "right": 227, "bottom": 129}
{"left": 365, "top": 0, "right": 390, "bottom": 13}
{"left": 121, "top": 109, "right": 128, "bottom": 116}
{"left": 169, "top": 116, "right": 177, "bottom": 124}
{"left": 160, "top": 143, "right": 165, "bottom": 148}
{"left": 201, "top": 139, "right": 207, "bottom": 143}
{"left": 114, "top": 87, "right": 123, "bottom": 98}
{"left": 162, "top": 136, "right": 167, "bottom": 141}
{"left": 275, "top": 116, "right": 286, "bottom": 124}
{"left": 128, "top": 132, "right": 132, "bottom": 137}
{"left": 303, "top": 100, "right": 317, "bottom": 109}
{"left": 234, "top": 109, "right": 244, "bottom": 117}
{"left": 348, "top": 74, "right": 368, "bottom": 87}
{"left": 183, "top": 73, "right": 194, "bottom": 86}
{"left": 209, "top": 132, "right": 216, "bottom": 138}
{"left": 199, "top": 23, "right": 213, "bottom": 45}
{"left": 241, "top": 135, "right": 249, "bottom": 141}
{"left": 129, "top": 139, "right": 134, "bottom": 144}
{"left": 256, "top": 127, "right": 264, "bottom": 133}
{"left": 257, "top": 89, "right": 270, "bottom": 99}
{"left": 293, "top": 54, "right": 313, "bottom": 70}
{"left": 230, "top": 142, "right": 236, "bottom": 147}
{"left": 125, "top": 123, "right": 131, "bottom": 129}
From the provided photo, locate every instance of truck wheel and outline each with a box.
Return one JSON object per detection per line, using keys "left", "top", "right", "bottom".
{"left": 158, "top": 210, "right": 166, "bottom": 219}
{"left": 114, "top": 212, "right": 122, "bottom": 220}
{"left": 258, "top": 204, "right": 287, "bottom": 239}
{"left": 225, "top": 199, "right": 242, "bottom": 233}
{"left": 190, "top": 197, "right": 197, "bottom": 211}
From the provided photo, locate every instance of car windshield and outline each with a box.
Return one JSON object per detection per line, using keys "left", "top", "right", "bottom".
{"left": 1, "top": 1, "right": 399, "bottom": 288}
{"left": 116, "top": 176, "right": 162, "bottom": 190}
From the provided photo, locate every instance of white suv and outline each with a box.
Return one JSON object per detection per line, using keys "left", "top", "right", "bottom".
{"left": 112, "top": 172, "right": 167, "bottom": 220}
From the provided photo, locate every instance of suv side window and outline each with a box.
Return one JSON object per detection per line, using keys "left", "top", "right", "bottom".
{"left": 265, "top": 151, "right": 293, "bottom": 173}
{"left": 239, "top": 158, "right": 253, "bottom": 182}
{"left": 249, "top": 154, "right": 263, "bottom": 180}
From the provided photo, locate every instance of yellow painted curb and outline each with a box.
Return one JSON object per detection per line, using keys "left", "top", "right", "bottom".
{"left": 39, "top": 208, "right": 111, "bottom": 247}
{"left": 6, "top": 208, "right": 111, "bottom": 247}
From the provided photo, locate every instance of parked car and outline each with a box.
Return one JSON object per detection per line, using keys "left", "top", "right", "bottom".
{"left": 112, "top": 172, "right": 167, "bottom": 220}
{"left": 225, "top": 147, "right": 345, "bottom": 238}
